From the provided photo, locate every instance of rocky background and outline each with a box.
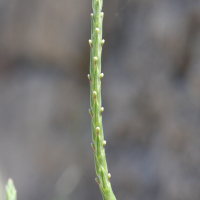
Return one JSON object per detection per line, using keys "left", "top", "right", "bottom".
{"left": 0, "top": 0, "right": 200, "bottom": 200}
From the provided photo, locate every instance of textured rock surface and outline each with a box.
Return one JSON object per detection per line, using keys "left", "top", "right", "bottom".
{"left": 0, "top": 0, "right": 200, "bottom": 200}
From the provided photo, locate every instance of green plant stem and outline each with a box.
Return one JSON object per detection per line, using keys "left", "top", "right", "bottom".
{"left": 88, "top": 0, "right": 116, "bottom": 200}
{"left": 6, "top": 179, "right": 17, "bottom": 200}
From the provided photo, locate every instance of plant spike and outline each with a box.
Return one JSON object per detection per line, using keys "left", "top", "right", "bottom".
{"left": 88, "top": 0, "right": 116, "bottom": 200}
{"left": 6, "top": 179, "right": 17, "bottom": 200}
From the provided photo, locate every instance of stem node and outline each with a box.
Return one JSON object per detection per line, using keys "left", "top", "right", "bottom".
{"left": 95, "top": 177, "right": 101, "bottom": 186}
{"left": 88, "top": 74, "right": 92, "bottom": 82}
{"left": 108, "top": 173, "right": 111, "bottom": 181}
{"left": 101, "top": 39, "right": 105, "bottom": 46}
{"left": 89, "top": 39, "right": 93, "bottom": 48}
{"left": 96, "top": 127, "right": 100, "bottom": 134}
{"left": 93, "top": 91, "right": 97, "bottom": 100}
{"left": 95, "top": 28, "right": 100, "bottom": 33}
{"left": 91, "top": 142, "right": 95, "bottom": 150}
{"left": 89, "top": 108, "right": 93, "bottom": 117}
{"left": 100, "top": 73, "right": 104, "bottom": 80}
{"left": 93, "top": 57, "right": 98, "bottom": 66}
{"left": 93, "top": 57, "right": 98, "bottom": 61}
{"left": 103, "top": 140, "right": 106, "bottom": 148}
{"left": 100, "top": 107, "right": 104, "bottom": 115}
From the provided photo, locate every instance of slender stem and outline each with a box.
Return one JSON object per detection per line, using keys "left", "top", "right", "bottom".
{"left": 88, "top": 0, "right": 116, "bottom": 200}
{"left": 6, "top": 179, "right": 17, "bottom": 200}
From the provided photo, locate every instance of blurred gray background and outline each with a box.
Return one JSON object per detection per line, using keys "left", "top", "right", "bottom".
{"left": 0, "top": 0, "right": 200, "bottom": 200}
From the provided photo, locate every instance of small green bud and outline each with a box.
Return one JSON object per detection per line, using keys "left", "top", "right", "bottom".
{"left": 100, "top": 73, "right": 104, "bottom": 79}
{"left": 87, "top": 74, "right": 92, "bottom": 82}
{"left": 100, "top": 107, "right": 104, "bottom": 115}
{"left": 96, "top": 127, "right": 100, "bottom": 134}
{"left": 93, "top": 91, "right": 97, "bottom": 101}
{"left": 94, "top": 57, "right": 98, "bottom": 66}
{"left": 108, "top": 173, "right": 111, "bottom": 181}
{"left": 95, "top": 28, "right": 100, "bottom": 33}
{"left": 89, "top": 39, "right": 92, "bottom": 47}
{"left": 103, "top": 140, "right": 106, "bottom": 148}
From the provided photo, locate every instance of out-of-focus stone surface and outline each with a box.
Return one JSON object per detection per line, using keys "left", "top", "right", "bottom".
{"left": 0, "top": 0, "right": 200, "bottom": 200}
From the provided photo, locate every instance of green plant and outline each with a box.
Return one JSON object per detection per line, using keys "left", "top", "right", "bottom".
{"left": 6, "top": 179, "right": 17, "bottom": 200}
{"left": 88, "top": 0, "right": 117, "bottom": 200}
{"left": 4, "top": 1, "right": 117, "bottom": 200}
